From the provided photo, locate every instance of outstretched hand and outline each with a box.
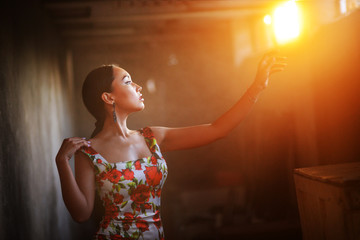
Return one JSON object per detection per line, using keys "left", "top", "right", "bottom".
{"left": 56, "top": 137, "right": 91, "bottom": 164}
{"left": 253, "top": 51, "right": 287, "bottom": 89}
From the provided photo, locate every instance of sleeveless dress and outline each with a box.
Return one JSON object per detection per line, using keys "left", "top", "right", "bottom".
{"left": 80, "top": 127, "right": 168, "bottom": 240}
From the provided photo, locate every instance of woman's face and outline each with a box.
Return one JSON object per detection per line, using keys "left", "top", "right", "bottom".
{"left": 110, "top": 67, "right": 144, "bottom": 113}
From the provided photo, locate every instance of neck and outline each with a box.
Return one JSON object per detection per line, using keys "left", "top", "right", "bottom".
{"left": 100, "top": 112, "right": 132, "bottom": 138}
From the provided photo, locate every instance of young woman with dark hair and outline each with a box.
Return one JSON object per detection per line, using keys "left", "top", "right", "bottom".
{"left": 56, "top": 52, "right": 286, "bottom": 240}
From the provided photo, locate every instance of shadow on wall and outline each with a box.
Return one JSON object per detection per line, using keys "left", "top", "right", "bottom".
{"left": 0, "top": 2, "right": 77, "bottom": 240}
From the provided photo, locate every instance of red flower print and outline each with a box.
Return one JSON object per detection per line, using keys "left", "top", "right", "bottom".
{"left": 144, "top": 166, "right": 162, "bottom": 187}
{"left": 106, "top": 169, "right": 122, "bottom": 183}
{"left": 96, "top": 158, "right": 102, "bottom": 164}
{"left": 102, "top": 195, "right": 119, "bottom": 222}
{"left": 113, "top": 193, "right": 124, "bottom": 204}
{"left": 102, "top": 195, "right": 112, "bottom": 206}
{"left": 101, "top": 215, "right": 111, "bottom": 229}
{"left": 83, "top": 146, "right": 97, "bottom": 155}
{"left": 124, "top": 212, "right": 135, "bottom": 220}
{"left": 123, "top": 223, "right": 130, "bottom": 231}
{"left": 150, "top": 155, "right": 157, "bottom": 164}
{"left": 96, "top": 171, "right": 107, "bottom": 187}
{"left": 153, "top": 211, "right": 162, "bottom": 229}
{"left": 136, "top": 218, "right": 149, "bottom": 232}
{"left": 122, "top": 212, "right": 134, "bottom": 231}
{"left": 122, "top": 168, "right": 134, "bottom": 180}
{"left": 110, "top": 235, "right": 133, "bottom": 240}
{"left": 154, "top": 220, "right": 162, "bottom": 230}
{"left": 153, "top": 211, "right": 160, "bottom": 220}
{"left": 134, "top": 160, "right": 142, "bottom": 170}
{"left": 130, "top": 184, "right": 150, "bottom": 204}
{"left": 135, "top": 205, "right": 141, "bottom": 212}
{"left": 144, "top": 203, "right": 152, "bottom": 209}
{"left": 104, "top": 204, "right": 118, "bottom": 219}
{"left": 150, "top": 145, "right": 157, "bottom": 153}
{"left": 110, "top": 235, "right": 121, "bottom": 240}
{"left": 142, "top": 127, "right": 153, "bottom": 138}
{"left": 97, "top": 172, "right": 107, "bottom": 181}
{"left": 156, "top": 188, "right": 162, "bottom": 197}
{"left": 97, "top": 235, "right": 107, "bottom": 240}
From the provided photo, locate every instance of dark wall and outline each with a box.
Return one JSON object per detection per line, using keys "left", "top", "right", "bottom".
{"left": 0, "top": 2, "right": 76, "bottom": 240}
{"left": 1, "top": 1, "right": 360, "bottom": 239}
{"left": 311, "top": 10, "right": 360, "bottom": 165}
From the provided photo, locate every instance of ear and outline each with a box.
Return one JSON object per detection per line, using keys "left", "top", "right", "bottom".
{"left": 101, "top": 92, "right": 114, "bottom": 105}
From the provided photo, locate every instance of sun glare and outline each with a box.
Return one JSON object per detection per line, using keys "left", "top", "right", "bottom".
{"left": 263, "top": 14, "right": 272, "bottom": 25}
{"left": 273, "top": 0, "right": 301, "bottom": 44}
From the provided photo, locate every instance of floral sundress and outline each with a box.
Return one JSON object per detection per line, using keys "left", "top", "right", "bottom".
{"left": 81, "top": 127, "right": 168, "bottom": 240}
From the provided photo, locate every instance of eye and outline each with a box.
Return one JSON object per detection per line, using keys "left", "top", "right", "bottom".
{"left": 123, "top": 76, "right": 132, "bottom": 85}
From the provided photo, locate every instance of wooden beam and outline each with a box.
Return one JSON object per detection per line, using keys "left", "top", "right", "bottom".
{"left": 65, "top": 30, "right": 217, "bottom": 46}
{"left": 61, "top": 28, "right": 135, "bottom": 37}
{"left": 54, "top": 8, "right": 263, "bottom": 24}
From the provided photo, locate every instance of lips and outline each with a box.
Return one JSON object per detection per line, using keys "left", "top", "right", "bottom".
{"left": 139, "top": 93, "right": 144, "bottom": 101}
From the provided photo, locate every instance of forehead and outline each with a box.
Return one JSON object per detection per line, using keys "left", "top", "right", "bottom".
{"left": 113, "top": 67, "right": 129, "bottom": 79}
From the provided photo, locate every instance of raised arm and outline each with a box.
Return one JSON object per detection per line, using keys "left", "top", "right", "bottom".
{"left": 152, "top": 52, "right": 287, "bottom": 152}
{"left": 56, "top": 138, "right": 95, "bottom": 222}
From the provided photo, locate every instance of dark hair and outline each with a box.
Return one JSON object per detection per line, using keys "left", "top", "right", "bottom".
{"left": 82, "top": 65, "right": 117, "bottom": 138}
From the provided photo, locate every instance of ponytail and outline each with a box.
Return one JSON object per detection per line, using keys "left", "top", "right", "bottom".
{"left": 82, "top": 65, "right": 116, "bottom": 138}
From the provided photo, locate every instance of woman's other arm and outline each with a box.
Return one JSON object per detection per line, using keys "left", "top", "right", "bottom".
{"left": 152, "top": 52, "right": 287, "bottom": 152}
{"left": 56, "top": 138, "right": 95, "bottom": 222}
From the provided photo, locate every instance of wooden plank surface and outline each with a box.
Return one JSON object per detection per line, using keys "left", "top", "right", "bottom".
{"left": 294, "top": 161, "right": 360, "bottom": 186}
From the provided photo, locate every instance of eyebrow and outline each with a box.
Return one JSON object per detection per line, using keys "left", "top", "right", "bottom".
{"left": 122, "top": 74, "right": 131, "bottom": 80}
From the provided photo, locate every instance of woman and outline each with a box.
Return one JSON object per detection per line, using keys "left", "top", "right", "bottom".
{"left": 56, "top": 52, "right": 286, "bottom": 239}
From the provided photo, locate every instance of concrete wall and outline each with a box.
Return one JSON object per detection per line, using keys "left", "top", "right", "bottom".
{"left": 0, "top": 2, "right": 75, "bottom": 240}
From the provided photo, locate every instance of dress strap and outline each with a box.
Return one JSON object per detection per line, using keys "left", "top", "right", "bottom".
{"left": 140, "top": 127, "right": 159, "bottom": 154}
{"left": 79, "top": 147, "right": 98, "bottom": 163}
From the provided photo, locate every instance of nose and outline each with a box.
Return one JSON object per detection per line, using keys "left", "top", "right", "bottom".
{"left": 133, "top": 82, "right": 142, "bottom": 92}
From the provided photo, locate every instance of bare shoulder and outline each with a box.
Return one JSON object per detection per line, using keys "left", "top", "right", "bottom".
{"left": 74, "top": 148, "right": 94, "bottom": 170}
{"left": 146, "top": 126, "right": 168, "bottom": 145}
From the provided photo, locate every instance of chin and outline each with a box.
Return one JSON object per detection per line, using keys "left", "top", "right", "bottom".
{"left": 136, "top": 103, "right": 145, "bottom": 111}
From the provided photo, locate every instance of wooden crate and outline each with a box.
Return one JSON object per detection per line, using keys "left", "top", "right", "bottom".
{"left": 293, "top": 162, "right": 360, "bottom": 240}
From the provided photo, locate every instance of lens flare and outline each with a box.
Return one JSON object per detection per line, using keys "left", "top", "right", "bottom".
{"left": 273, "top": 0, "right": 301, "bottom": 44}
{"left": 264, "top": 14, "right": 272, "bottom": 25}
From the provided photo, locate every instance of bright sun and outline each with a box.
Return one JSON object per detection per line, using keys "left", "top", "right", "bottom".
{"left": 272, "top": 0, "right": 301, "bottom": 44}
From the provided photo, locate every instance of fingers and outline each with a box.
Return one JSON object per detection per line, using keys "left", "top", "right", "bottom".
{"left": 62, "top": 137, "right": 91, "bottom": 149}
{"left": 57, "top": 137, "right": 91, "bottom": 163}
{"left": 275, "top": 56, "right": 287, "bottom": 61}
{"left": 272, "top": 63, "right": 287, "bottom": 68}
{"left": 270, "top": 68, "right": 285, "bottom": 74}
{"left": 75, "top": 143, "right": 91, "bottom": 151}
{"left": 261, "top": 50, "right": 281, "bottom": 62}
{"left": 74, "top": 139, "right": 91, "bottom": 147}
{"left": 270, "top": 64, "right": 286, "bottom": 74}
{"left": 63, "top": 137, "right": 86, "bottom": 143}
{"left": 254, "top": 50, "right": 287, "bottom": 88}
{"left": 261, "top": 55, "right": 285, "bottom": 68}
{"left": 264, "top": 55, "right": 287, "bottom": 71}
{"left": 266, "top": 56, "right": 287, "bottom": 63}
